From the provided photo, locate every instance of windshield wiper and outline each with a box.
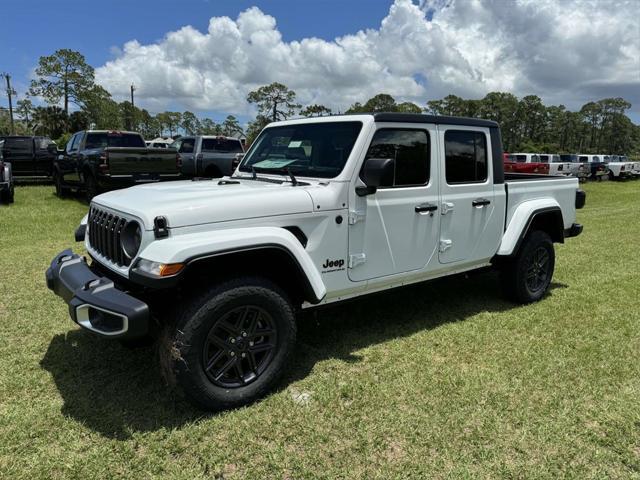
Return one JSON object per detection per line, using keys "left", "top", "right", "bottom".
{"left": 287, "top": 168, "right": 298, "bottom": 186}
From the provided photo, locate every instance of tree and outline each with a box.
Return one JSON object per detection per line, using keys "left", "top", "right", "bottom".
{"left": 81, "top": 85, "right": 121, "bottom": 129}
{"left": 181, "top": 111, "right": 200, "bottom": 135}
{"left": 31, "top": 106, "right": 68, "bottom": 138}
{"left": 157, "top": 112, "right": 182, "bottom": 137}
{"left": 222, "top": 115, "right": 243, "bottom": 137}
{"left": 396, "top": 102, "right": 422, "bottom": 113}
{"left": 200, "top": 118, "right": 219, "bottom": 135}
{"left": 247, "top": 82, "right": 300, "bottom": 122}
{"left": 69, "top": 110, "right": 89, "bottom": 132}
{"left": 347, "top": 93, "right": 398, "bottom": 113}
{"left": 245, "top": 115, "right": 270, "bottom": 146}
{"left": 300, "top": 104, "right": 332, "bottom": 117}
{"left": 16, "top": 99, "right": 34, "bottom": 124}
{"left": 29, "top": 49, "right": 95, "bottom": 116}
{"left": 119, "top": 101, "right": 137, "bottom": 131}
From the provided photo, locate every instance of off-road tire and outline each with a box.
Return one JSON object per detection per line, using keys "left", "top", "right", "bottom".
{"left": 1, "top": 186, "right": 14, "bottom": 204}
{"left": 84, "top": 173, "right": 99, "bottom": 202}
{"left": 173, "top": 277, "right": 296, "bottom": 411}
{"left": 500, "top": 230, "right": 555, "bottom": 304}
{"left": 53, "top": 170, "right": 69, "bottom": 198}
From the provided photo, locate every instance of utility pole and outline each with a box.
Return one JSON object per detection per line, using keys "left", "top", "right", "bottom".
{"left": 3, "top": 73, "right": 15, "bottom": 134}
{"left": 130, "top": 83, "right": 135, "bottom": 108}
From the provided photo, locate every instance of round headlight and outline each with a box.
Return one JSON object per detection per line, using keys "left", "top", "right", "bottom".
{"left": 121, "top": 221, "right": 142, "bottom": 259}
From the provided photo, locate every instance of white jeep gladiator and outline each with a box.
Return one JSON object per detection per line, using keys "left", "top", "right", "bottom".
{"left": 46, "top": 113, "right": 585, "bottom": 410}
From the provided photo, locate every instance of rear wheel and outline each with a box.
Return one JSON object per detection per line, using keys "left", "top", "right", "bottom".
{"left": 1, "top": 185, "right": 14, "bottom": 204}
{"left": 500, "top": 230, "right": 555, "bottom": 304}
{"left": 608, "top": 171, "right": 615, "bottom": 181}
{"left": 173, "top": 277, "right": 296, "bottom": 411}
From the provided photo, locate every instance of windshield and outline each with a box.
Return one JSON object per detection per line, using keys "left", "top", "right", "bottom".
{"left": 239, "top": 122, "right": 362, "bottom": 179}
{"left": 560, "top": 154, "right": 578, "bottom": 163}
{"left": 85, "top": 132, "right": 146, "bottom": 149}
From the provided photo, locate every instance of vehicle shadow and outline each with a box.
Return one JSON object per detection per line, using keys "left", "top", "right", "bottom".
{"left": 40, "top": 270, "right": 567, "bottom": 439}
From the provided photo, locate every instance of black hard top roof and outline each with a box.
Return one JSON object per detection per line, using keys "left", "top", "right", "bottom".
{"left": 371, "top": 112, "right": 499, "bottom": 128}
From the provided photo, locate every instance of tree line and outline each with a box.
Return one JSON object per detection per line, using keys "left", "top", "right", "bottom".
{"left": 1, "top": 49, "right": 638, "bottom": 156}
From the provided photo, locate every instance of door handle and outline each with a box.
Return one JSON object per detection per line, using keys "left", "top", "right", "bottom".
{"left": 415, "top": 202, "right": 438, "bottom": 213}
{"left": 472, "top": 198, "right": 491, "bottom": 207}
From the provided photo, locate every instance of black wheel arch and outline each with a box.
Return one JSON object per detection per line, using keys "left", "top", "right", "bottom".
{"left": 505, "top": 207, "right": 564, "bottom": 259}
{"left": 130, "top": 244, "right": 324, "bottom": 306}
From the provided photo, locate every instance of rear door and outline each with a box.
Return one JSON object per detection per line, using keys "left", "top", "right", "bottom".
{"left": 62, "top": 133, "right": 83, "bottom": 184}
{"left": 201, "top": 137, "right": 244, "bottom": 176}
{"left": 174, "top": 137, "right": 196, "bottom": 176}
{"left": 438, "top": 127, "right": 502, "bottom": 265}
{"left": 34, "top": 137, "right": 55, "bottom": 176}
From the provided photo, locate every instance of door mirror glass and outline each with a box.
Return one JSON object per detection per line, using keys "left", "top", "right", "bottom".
{"left": 357, "top": 158, "right": 395, "bottom": 196}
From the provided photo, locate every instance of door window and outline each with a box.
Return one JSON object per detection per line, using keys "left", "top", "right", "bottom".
{"left": 362, "top": 129, "right": 430, "bottom": 187}
{"left": 444, "top": 131, "right": 487, "bottom": 183}
{"left": 179, "top": 138, "right": 195, "bottom": 153}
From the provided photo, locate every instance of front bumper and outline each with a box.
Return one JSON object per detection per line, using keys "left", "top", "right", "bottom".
{"left": 45, "top": 249, "right": 149, "bottom": 339}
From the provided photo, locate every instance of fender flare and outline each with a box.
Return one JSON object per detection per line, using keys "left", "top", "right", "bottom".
{"left": 135, "top": 226, "right": 327, "bottom": 303}
{"left": 497, "top": 200, "right": 563, "bottom": 256}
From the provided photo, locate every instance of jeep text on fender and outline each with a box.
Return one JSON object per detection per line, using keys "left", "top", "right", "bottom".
{"left": 46, "top": 113, "right": 585, "bottom": 410}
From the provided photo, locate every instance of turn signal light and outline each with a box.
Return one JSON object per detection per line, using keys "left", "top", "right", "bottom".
{"left": 159, "top": 263, "right": 184, "bottom": 277}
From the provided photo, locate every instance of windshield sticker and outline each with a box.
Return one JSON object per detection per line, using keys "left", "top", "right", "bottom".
{"left": 288, "top": 140, "right": 303, "bottom": 148}
{"left": 252, "top": 159, "right": 296, "bottom": 169}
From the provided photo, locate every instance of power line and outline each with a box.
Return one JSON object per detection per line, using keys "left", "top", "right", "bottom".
{"left": 2, "top": 73, "right": 15, "bottom": 134}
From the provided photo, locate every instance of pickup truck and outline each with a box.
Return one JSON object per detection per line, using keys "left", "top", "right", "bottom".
{"left": 54, "top": 130, "right": 182, "bottom": 201}
{"left": 606, "top": 155, "right": 635, "bottom": 180}
{"left": 504, "top": 153, "right": 549, "bottom": 174}
{"left": 0, "top": 141, "right": 15, "bottom": 203}
{"left": 46, "top": 113, "right": 585, "bottom": 411}
{"left": 559, "top": 154, "right": 589, "bottom": 182}
{"left": 173, "top": 135, "right": 245, "bottom": 178}
{"left": 538, "top": 154, "right": 572, "bottom": 176}
{"left": 577, "top": 155, "right": 609, "bottom": 180}
{"left": 0, "top": 135, "right": 57, "bottom": 180}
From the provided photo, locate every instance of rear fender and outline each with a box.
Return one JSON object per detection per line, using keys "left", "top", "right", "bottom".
{"left": 497, "top": 199, "right": 563, "bottom": 256}
{"left": 137, "top": 226, "right": 327, "bottom": 303}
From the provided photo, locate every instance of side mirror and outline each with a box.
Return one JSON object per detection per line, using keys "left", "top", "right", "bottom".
{"left": 357, "top": 158, "right": 394, "bottom": 196}
{"left": 47, "top": 144, "right": 57, "bottom": 154}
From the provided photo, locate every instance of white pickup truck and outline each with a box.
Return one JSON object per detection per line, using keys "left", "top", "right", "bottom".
{"left": 46, "top": 114, "right": 585, "bottom": 410}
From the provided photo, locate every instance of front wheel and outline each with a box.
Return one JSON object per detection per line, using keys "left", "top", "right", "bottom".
{"left": 84, "top": 174, "right": 99, "bottom": 202}
{"left": 53, "top": 170, "right": 68, "bottom": 197}
{"left": 500, "top": 230, "right": 555, "bottom": 304}
{"left": 173, "top": 277, "right": 297, "bottom": 411}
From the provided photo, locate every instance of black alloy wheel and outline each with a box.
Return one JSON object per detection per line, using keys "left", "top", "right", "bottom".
{"left": 202, "top": 305, "right": 277, "bottom": 388}
{"left": 525, "top": 246, "right": 550, "bottom": 294}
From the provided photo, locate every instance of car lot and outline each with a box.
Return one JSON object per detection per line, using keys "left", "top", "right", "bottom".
{"left": 0, "top": 182, "right": 639, "bottom": 478}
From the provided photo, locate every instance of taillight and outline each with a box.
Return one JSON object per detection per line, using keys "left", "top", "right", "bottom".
{"left": 176, "top": 153, "right": 182, "bottom": 169}
{"left": 98, "top": 151, "right": 109, "bottom": 173}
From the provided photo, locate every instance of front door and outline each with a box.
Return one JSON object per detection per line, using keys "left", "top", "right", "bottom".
{"left": 438, "top": 126, "right": 501, "bottom": 264}
{"left": 348, "top": 125, "right": 440, "bottom": 282}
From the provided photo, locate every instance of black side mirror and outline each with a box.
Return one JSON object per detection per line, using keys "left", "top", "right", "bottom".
{"left": 356, "top": 158, "right": 394, "bottom": 196}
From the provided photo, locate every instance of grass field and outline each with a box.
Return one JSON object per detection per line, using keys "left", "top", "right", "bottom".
{"left": 0, "top": 182, "right": 639, "bottom": 479}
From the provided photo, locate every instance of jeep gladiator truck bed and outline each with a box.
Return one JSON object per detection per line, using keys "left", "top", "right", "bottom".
{"left": 54, "top": 130, "right": 181, "bottom": 200}
{"left": 46, "top": 113, "right": 585, "bottom": 410}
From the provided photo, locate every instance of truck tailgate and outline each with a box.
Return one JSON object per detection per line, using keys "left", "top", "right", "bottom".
{"left": 106, "top": 148, "right": 178, "bottom": 175}
{"left": 505, "top": 174, "right": 579, "bottom": 230}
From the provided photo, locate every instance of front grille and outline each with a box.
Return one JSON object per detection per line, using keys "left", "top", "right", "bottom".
{"left": 88, "top": 207, "right": 130, "bottom": 266}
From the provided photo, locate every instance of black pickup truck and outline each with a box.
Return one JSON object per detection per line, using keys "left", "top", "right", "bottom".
{"left": 54, "top": 130, "right": 181, "bottom": 200}
{"left": 0, "top": 135, "right": 57, "bottom": 180}
{"left": 0, "top": 140, "right": 15, "bottom": 203}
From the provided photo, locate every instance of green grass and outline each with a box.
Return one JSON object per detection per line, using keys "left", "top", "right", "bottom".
{"left": 0, "top": 182, "right": 639, "bottom": 479}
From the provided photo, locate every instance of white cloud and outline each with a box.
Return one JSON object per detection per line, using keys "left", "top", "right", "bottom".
{"left": 95, "top": 0, "right": 640, "bottom": 116}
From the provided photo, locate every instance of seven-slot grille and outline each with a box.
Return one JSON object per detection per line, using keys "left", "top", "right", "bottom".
{"left": 88, "top": 207, "right": 131, "bottom": 266}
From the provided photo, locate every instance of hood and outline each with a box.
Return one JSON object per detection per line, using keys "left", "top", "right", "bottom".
{"left": 93, "top": 179, "right": 315, "bottom": 229}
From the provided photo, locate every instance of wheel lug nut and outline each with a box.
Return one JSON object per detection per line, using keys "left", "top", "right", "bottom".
{"left": 242, "top": 332, "right": 247, "bottom": 337}
{"left": 230, "top": 338, "right": 235, "bottom": 344}
{"left": 241, "top": 353, "right": 246, "bottom": 358}
{"left": 249, "top": 341, "right": 254, "bottom": 347}
{"left": 230, "top": 351, "right": 235, "bottom": 356}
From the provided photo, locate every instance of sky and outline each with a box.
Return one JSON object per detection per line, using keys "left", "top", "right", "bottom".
{"left": 1, "top": 0, "right": 639, "bottom": 123}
